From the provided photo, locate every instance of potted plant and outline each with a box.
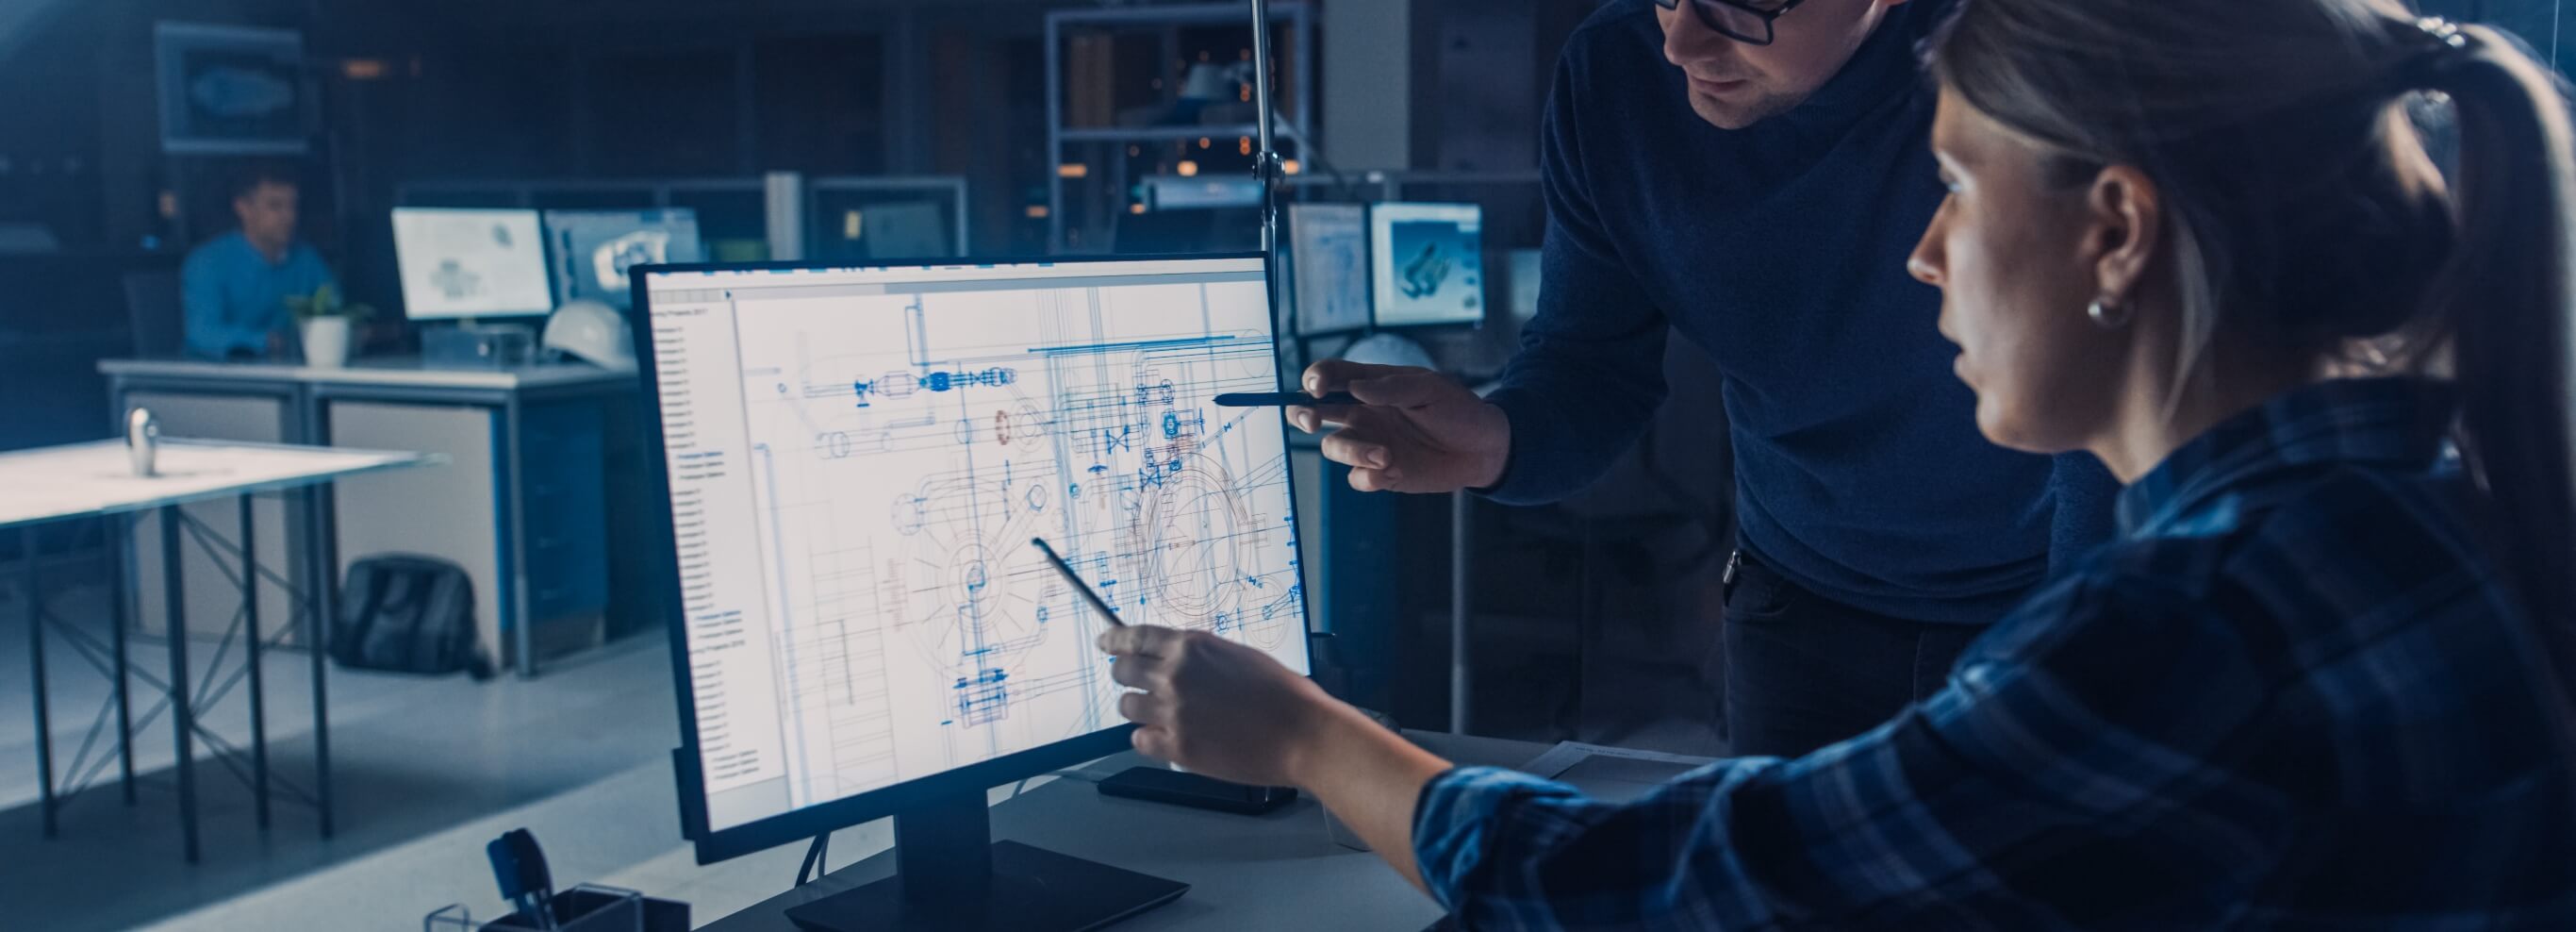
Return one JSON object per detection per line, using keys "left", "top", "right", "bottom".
{"left": 286, "top": 284, "right": 375, "bottom": 369}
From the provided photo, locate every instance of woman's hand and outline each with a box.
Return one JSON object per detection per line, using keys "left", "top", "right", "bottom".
{"left": 1099, "top": 624, "right": 1458, "bottom": 891}
{"left": 1097, "top": 624, "right": 1339, "bottom": 787}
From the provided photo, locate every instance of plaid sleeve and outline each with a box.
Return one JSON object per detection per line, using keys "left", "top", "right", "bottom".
{"left": 1412, "top": 572, "right": 2287, "bottom": 930}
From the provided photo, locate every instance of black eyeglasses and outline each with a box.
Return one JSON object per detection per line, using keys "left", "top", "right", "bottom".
{"left": 1650, "top": 0, "right": 1808, "bottom": 46}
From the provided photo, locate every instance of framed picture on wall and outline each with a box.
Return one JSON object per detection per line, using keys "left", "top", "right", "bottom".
{"left": 155, "top": 22, "right": 310, "bottom": 156}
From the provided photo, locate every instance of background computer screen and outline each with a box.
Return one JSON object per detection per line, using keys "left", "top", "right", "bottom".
{"left": 391, "top": 208, "right": 555, "bottom": 321}
{"left": 543, "top": 208, "right": 703, "bottom": 310}
{"left": 638, "top": 257, "right": 1312, "bottom": 837}
{"left": 1368, "top": 202, "right": 1485, "bottom": 328}
{"left": 1289, "top": 204, "right": 1371, "bottom": 335}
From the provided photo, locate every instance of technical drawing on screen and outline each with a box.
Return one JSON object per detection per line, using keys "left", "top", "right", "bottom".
{"left": 638, "top": 257, "right": 1310, "bottom": 835}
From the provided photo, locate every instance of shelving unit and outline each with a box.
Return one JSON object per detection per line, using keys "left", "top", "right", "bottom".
{"left": 1044, "top": 3, "right": 1315, "bottom": 253}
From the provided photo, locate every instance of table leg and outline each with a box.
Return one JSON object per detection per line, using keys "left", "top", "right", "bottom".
{"left": 240, "top": 495, "right": 269, "bottom": 830}
{"left": 26, "top": 525, "right": 56, "bottom": 838}
{"left": 109, "top": 514, "right": 136, "bottom": 804}
{"left": 507, "top": 397, "right": 535, "bottom": 678}
{"left": 306, "top": 484, "right": 334, "bottom": 839}
{"left": 161, "top": 507, "right": 199, "bottom": 863}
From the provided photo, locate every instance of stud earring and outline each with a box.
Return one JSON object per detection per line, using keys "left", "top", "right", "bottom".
{"left": 2088, "top": 297, "right": 2132, "bottom": 328}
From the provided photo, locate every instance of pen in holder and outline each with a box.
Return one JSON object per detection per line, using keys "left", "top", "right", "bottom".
{"left": 126, "top": 408, "right": 159, "bottom": 478}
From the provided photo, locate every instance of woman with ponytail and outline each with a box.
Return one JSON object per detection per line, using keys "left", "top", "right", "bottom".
{"left": 1087, "top": 2, "right": 2576, "bottom": 925}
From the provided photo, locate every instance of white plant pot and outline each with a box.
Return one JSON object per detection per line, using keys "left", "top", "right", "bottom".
{"left": 303, "top": 317, "right": 353, "bottom": 369}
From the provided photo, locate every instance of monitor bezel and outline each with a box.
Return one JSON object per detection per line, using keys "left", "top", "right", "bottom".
{"left": 1365, "top": 201, "right": 1489, "bottom": 331}
{"left": 626, "top": 251, "right": 1313, "bottom": 865}
{"left": 388, "top": 207, "right": 557, "bottom": 322}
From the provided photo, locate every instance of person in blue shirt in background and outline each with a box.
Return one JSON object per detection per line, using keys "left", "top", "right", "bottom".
{"left": 1292, "top": 0, "right": 2117, "bottom": 758}
{"left": 1105, "top": 0, "right": 2576, "bottom": 925}
{"left": 181, "top": 165, "right": 334, "bottom": 361}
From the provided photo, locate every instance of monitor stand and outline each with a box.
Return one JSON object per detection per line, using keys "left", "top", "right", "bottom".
{"left": 783, "top": 790, "right": 1187, "bottom": 932}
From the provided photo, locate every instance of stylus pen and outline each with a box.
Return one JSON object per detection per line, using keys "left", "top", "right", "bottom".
{"left": 1212, "top": 391, "right": 1361, "bottom": 408}
{"left": 1032, "top": 538, "right": 1127, "bottom": 626}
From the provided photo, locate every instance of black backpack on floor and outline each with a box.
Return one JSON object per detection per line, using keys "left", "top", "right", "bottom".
{"left": 332, "top": 554, "right": 493, "bottom": 679}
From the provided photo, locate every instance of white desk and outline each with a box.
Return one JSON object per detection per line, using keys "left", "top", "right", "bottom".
{"left": 700, "top": 731, "right": 1559, "bottom": 932}
{"left": 2, "top": 439, "right": 434, "bottom": 862}
{"left": 100, "top": 357, "right": 640, "bottom": 676}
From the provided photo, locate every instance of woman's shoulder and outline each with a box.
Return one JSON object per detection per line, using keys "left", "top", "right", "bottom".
{"left": 1975, "top": 461, "right": 2488, "bottom": 672}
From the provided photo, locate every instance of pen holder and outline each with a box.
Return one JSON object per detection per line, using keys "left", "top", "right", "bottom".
{"left": 422, "top": 885, "right": 689, "bottom": 932}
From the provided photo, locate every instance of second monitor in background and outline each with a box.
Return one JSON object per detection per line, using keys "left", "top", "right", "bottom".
{"left": 392, "top": 208, "right": 555, "bottom": 322}
{"left": 1287, "top": 204, "right": 1371, "bottom": 335}
{"left": 544, "top": 208, "right": 704, "bottom": 310}
{"left": 1368, "top": 202, "right": 1485, "bottom": 329}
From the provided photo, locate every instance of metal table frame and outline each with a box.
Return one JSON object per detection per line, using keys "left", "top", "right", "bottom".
{"left": 11, "top": 441, "right": 431, "bottom": 862}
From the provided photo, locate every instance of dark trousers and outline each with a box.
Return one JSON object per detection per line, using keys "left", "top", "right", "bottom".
{"left": 1721, "top": 550, "right": 1985, "bottom": 758}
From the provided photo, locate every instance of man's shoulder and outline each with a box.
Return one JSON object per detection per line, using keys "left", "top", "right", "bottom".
{"left": 1560, "top": 0, "right": 1663, "bottom": 81}
{"left": 287, "top": 241, "right": 333, "bottom": 275}
{"left": 183, "top": 231, "right": 250, "bottom": 269}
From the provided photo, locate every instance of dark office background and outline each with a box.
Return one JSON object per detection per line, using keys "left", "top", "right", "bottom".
{"left": 0, "top": 0, "right": 2565, "bottom": 744}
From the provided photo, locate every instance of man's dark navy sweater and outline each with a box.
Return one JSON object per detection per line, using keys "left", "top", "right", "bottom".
{"left": 1483, "top": 0, "right": 2118, "bottom": 624}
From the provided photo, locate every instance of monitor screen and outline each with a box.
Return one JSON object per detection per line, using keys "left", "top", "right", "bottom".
{"left": 636, "top": 257, "right": 1312, "bottom": 849}
{"left": 1289, "top": 204, "right": 1371, "bottom": 335}
{"left": 853, "top": 202, "right": 952, "bottom": 260}
{"left": 1144, "top": 176, "right": 1265, "bottom": 210}
{"left": 1369, "top": 203, "right": 1485, "bottom": 328}
{"left": 544, "top": 208, "right": 704, "bottom": 310}
{"left": 391, "top": 208, "right": 554, "bottom": 320}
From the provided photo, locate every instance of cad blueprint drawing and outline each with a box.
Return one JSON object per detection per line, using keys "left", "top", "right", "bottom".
{"left": 726, "top": 275, "right": 1309, "bottom": 808}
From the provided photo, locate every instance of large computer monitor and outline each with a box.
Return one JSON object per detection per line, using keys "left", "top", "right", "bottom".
{"left": 633, "top": 255, "right": 1311, "bottom": 929}
{"left": 1368, "top": 202, "right": 1485, "bottom": 328}
{"left": 391, "top": 208, "right": 554, "bottom": 321}
{"left": 1288, "top": 204, "right": 1371, "bottom": 335}
{"left": 543, "top": 208, "right": 703, "bottom": 310}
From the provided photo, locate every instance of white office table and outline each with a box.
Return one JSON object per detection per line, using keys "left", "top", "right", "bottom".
{"left": 700, "top": 732, "right": 1584, "bottom": 931}
{"left": 1, "top": 439, "right": 435, "bottom": 862}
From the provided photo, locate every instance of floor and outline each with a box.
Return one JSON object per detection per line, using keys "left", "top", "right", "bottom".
{"left": 1, "top": 551, "right": 1724, "bottom": 930}
{"left": 0, "top": 561, "right": 926, "bottom": 931}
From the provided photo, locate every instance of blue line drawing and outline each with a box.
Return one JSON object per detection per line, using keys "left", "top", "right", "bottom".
{"left": 726, "top": 274, "right": 1308, "bottom": 807}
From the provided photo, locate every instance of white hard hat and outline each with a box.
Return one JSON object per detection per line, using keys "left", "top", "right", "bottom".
{"left": 543, "top": 299, "right": 636, "bottom": 371}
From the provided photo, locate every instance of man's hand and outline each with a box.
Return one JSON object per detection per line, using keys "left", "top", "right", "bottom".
{"left": 1098, "top": 624, "right": 1342, "bottom": 788}
{"left": 1289, "top": 360, "right": 1511, "bottom": 494}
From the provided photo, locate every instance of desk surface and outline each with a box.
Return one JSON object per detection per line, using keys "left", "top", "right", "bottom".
{"left": 0, "top": 439, "right": 436, "bottom": 529}
{"left": 702, "top": 732, "right": 1552, "bottom": 932}
{"left": 99, "top": 356, "right": 631, "bottom": 391}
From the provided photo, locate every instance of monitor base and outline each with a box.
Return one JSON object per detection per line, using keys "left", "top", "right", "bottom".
{"left": 783, "top": 840, "right": 1186, "bottom": 932}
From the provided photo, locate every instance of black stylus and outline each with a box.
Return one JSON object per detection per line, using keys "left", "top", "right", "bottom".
{"left": 1212, "top": 391, "right": 1361, "bottom": 408}
{"left": 1032, "top": 538, "right": 1126, "bottom": 626}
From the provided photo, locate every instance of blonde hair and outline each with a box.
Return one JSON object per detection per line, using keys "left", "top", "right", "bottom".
{"left": 1928, "top": 0, "right": 2576, "bottom": 653}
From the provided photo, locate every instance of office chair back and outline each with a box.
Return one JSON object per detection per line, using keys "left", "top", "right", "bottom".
{"left": 124, "top": 268, "right": 184, "bottom": 358}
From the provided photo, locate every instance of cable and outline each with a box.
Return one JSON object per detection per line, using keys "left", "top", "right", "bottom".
{"left": 794, "top": 833, "right": 826, "bottom": 887}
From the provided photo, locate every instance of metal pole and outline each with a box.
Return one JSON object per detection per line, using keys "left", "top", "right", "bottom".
{"left": 1450, "top": 491, "right": 1471, "bottom": 735}
{"left": 26, "top": 525, "right": 57, "bottom": 838}
{"left": 162, "top": 507, "right": 199, "bottom": 862}
{"left": 1250, "top": 0, "right": 1283, "bottom": 250}
{"left": 241, "top": 495, "right": 269, "bottom": 829}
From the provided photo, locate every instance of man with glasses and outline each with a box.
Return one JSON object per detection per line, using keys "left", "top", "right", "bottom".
{"left": 1294, "top": 0, "right": 2116, "bottom": 756}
